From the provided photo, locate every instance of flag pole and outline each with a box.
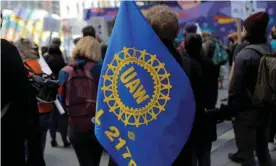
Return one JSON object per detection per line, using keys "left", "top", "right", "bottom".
{"left": 236, "top": 18, "right": 242, "bottom": 44}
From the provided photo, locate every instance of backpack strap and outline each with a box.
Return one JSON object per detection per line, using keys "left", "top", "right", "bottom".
{"left": 24, "top": 62, "right": 37, "bottom": 75}
{"left": 244, "top": 44, "right": 272, "bottom": 57}
{"left": 62, "top": 65, "right": 74, "bottom": 74}
{"left": 244, "top": 45, "right": 275, "bottom": 104}
{"left": 62, "top": 62, "right": 95, "bottom": 80}
{"left": 83, "top": 62, "right": 96, "bottom": 79}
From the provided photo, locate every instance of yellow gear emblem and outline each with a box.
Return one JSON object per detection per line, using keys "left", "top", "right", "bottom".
{"left": 101, "top": 47, "right": 171, "bottom": 127}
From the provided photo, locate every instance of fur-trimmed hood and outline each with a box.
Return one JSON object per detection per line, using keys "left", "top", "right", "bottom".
{"left": 14, "top": 38, "right": 39, "bottom": 61}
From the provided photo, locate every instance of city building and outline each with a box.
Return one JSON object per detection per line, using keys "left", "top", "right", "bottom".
{"left": 1, "top": 1, "right": 60, "bottom": 15}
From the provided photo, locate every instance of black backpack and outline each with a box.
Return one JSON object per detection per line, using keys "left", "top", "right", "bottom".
{"left": 24, "top": 62, "right": 60, "bottom": 103}
{"left": 245, "top": 45, "right": 276, "bottom": 108}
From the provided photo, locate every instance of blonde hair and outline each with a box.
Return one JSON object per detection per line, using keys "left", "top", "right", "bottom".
{"left": 72, "top": 36, "right": 101, "bottom": 62}
{"left": 146, "top": 5, "right": 179, "bottom": 40}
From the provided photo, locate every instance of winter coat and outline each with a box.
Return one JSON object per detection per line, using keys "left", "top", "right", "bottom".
{"left": 171, "top": 39, "right": 203, "bottom": 166}
{"left": 229, "top": 43, "right": 272, "bottom": 113}
{"left": 44, "top": 46, "right": 66, "bottom": 78}
{"left": 1, "top": 39, "right": 45, "bottom": 166}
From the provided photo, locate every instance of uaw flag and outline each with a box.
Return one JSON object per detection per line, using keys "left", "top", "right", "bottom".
{"left": 95, "top": 1, "right": 195, "bottom": 166}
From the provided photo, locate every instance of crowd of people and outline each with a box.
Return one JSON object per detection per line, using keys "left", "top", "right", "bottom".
{"left": 2, "top": 4, "right": 276, "bottom": 166}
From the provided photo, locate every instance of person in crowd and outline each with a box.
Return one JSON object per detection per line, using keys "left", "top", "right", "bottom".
{"left": 145, "top": 5, "right": 202, "bottom": 166}
{"left": 228, "top": 12, "right": 272, "bottom": 166}
{"left": 43, "top": 45, "right": 70, "bottom": 148}
{"left": 73, "top": 37, "right": 82, "bottom": 46}
{"left": 2, "top": 38, "right": 46, "bottom": 166}
{"left": 51, "top": 37, "right": 68, "bottom": 64}
{"left": 203, "top": 38, "right": 216, "bottom": 61}
{"left": 186, "top": 33, "right": 218, "bottom": 166}
{"left": 227, "top": 32, "right": 239, "bottom": 67}
{"left": 101, "top": 44, "right": 108, "bottom": 60}
{"left": 44, "top": 45, "right": 66, "bottom": 78}
{"left": 14, "top": 38, "right": 54, "bottom": 154}
{"left": 271, "top": 26, "right": 276, "bottom": 50}
{"left": 52, "top": 37, "right": 61, "bottom": 47}
{"left": 268, "top": 27, "right": 276, "bottom": 151}
{"left": 203, "top": 32, "right": 227, "bottom": 89}
{"left": 178, "top": 22, "right": 197, "bottom": 54}
{"left": 58, "top": 36, "right": 103, "bottom": 166}
{"left": 82, "top": 25, "right": 96, "bottom": 38}
{"left": 41, "top": 46, "right": 48, "bottom": 56}
{"left": 202, "top": 32, "right": 212, "bottom": 43}
{"left": 233, "top": 37, "right": 249, "bottom": 60}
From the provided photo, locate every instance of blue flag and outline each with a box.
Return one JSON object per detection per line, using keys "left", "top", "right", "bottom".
{"left": 95, "top": 2, "right": 195, "bottom": 166}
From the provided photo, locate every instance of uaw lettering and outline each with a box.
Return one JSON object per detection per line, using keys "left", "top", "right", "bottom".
{"left": 95, "top": 2, "right": 195, "bottom": 166}
{"left": 101, "top": 47, "right": 171, "bottom": 127}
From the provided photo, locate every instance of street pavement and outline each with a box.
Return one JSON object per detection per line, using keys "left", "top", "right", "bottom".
{"left": 44, "top": 65, "right": 276, "bottom": 166}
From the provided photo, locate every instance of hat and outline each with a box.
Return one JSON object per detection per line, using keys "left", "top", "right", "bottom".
{"left": 184, "top": 22, "right": 197, "bottom": 34}
{"left": 244, "top": 12, "right": 269, "bottom": 35}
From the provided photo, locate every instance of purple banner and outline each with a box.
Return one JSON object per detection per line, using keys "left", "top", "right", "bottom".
{"left": 83, "top": 1, "right": 275, "bottom": 43}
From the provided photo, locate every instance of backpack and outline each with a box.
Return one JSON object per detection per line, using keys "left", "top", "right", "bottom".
{"left": 63, "top": 62, "right": 97, "bottom": 132}
{"left": 211, "top": 39, "right": 228, "bottom": 65}
{"left": 245, "top": 45, "right": 276, "bottom": 108}
{"left": 24, "top": 62, "right": 59, "bottom": 104}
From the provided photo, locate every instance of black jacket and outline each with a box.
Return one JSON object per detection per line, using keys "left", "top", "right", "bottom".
{"left": 44, "top": 47, "right": 66, "bottom": 77}
{"left": 198, "top": 57, "right": 218, "bottom": 142}
{"left": 169, "top": 40, "right": 203, "bottom": 166}
{"left": 1, "top": 39, "right": 45, "bottom": 166}
{"left": 162, "top": 40, "right": 203, "bottom": 138}
{"left": 229, "top": 43, "right": 271, "bottom": 113}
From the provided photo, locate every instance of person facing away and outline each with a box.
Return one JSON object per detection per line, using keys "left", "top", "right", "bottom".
{"left": 1, "top": 38, "right": 46, "bottom": 166}
{"left": 58, "top": 36, "right": 103, "bottom": 166}
{"left": 14, "top": 38, "right": 54, "bottom": 154}
{"left": 51, "top": 37, "right": 69, "bottom": 64}
{"left": 185, "top": 33, "right": 218, "bottom": 166}
{"left": 44, "top": 44, "right": 66, "bottom": 78}
{"left": 82, "top": 25, "right": 96, "bottom": 38}
{"left": 145, "top": 5, "right": 202, "bottom": 166}
{"left": 73, "top": 37, "right": 82, "bottom": 46}
{"left": 178, "top": 22, "right": 197, "bottom": 55}
{"left": 228, "top": 11, "right": 273, "bottom": 166}
{"left": 43, "top": 44, "right": 70, "bottom": 148}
